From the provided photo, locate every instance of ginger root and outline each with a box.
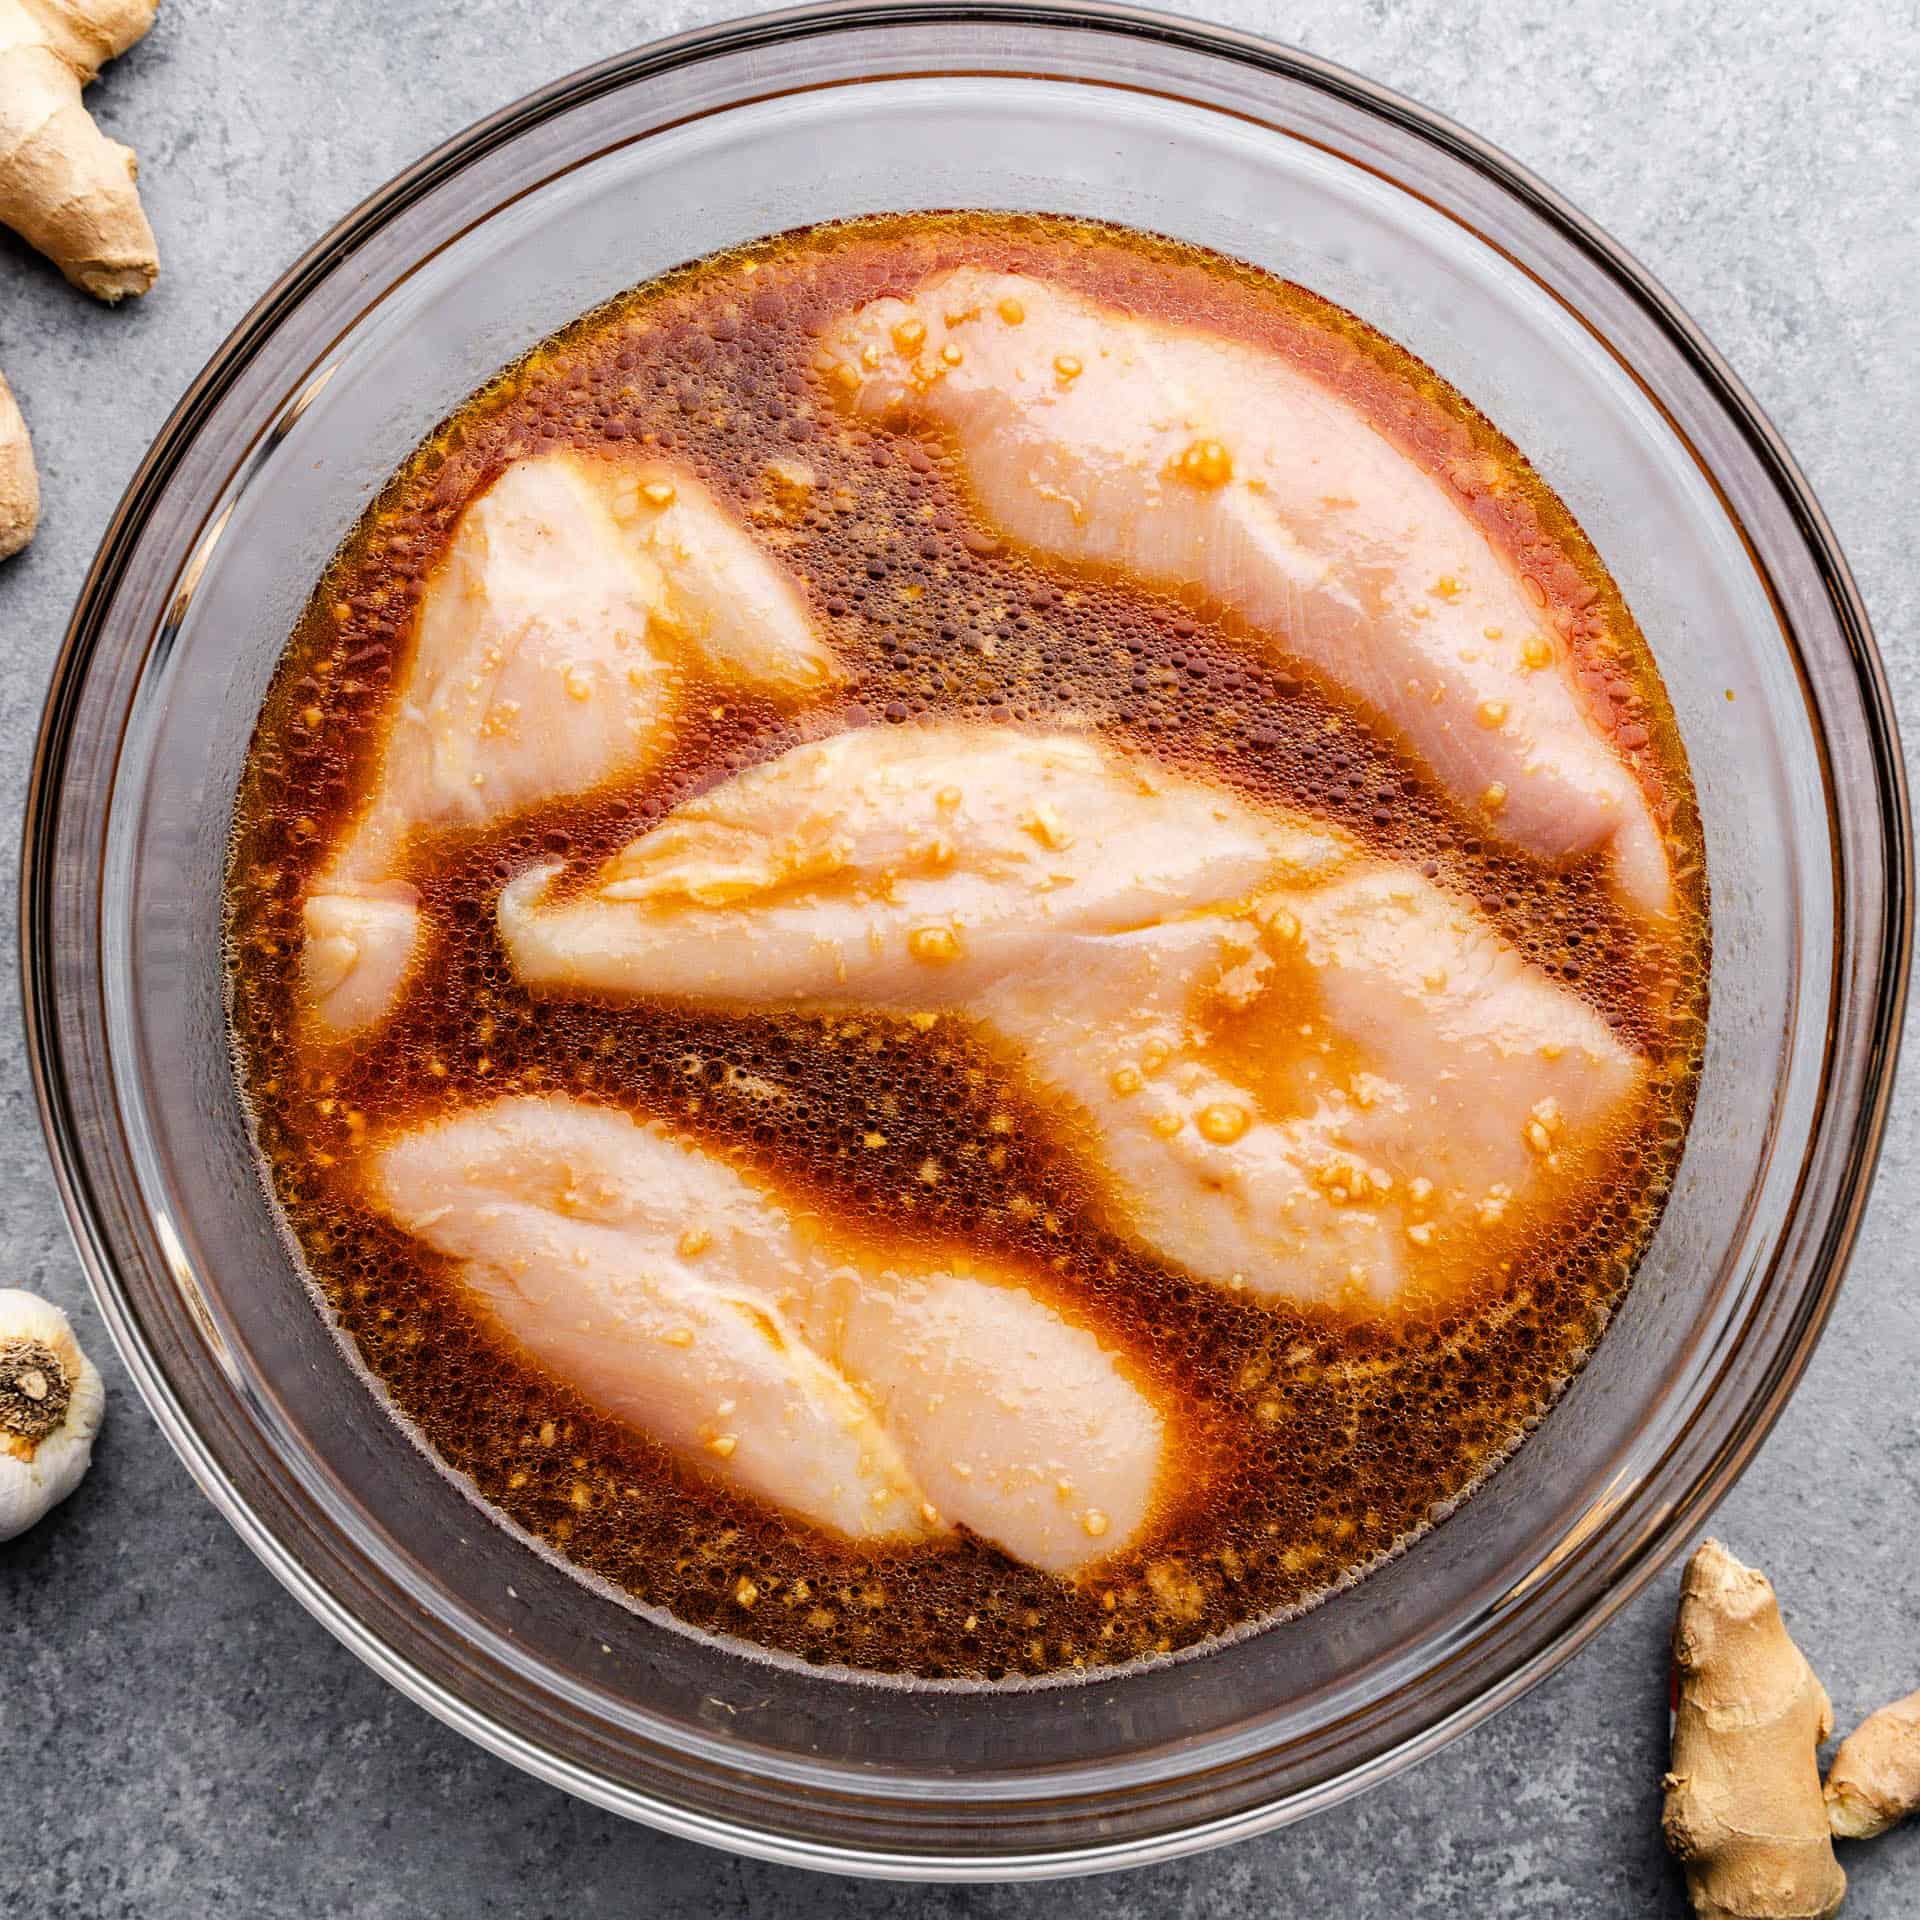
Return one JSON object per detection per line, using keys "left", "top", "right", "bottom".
{"left": 0, "top": 0, "right": 157, "bottom": 559}
{"left": 0, "top": 0, "right": 159, "bottom": 300}
{"left": 1824, "top": 1688, "right": 1920, "bottom": 1841}
{"left": 0, "top": 370, "right": 35, "bottom": 559}
{"left": 1662, "top": 1539, "right": 1846, "bottom": 1920}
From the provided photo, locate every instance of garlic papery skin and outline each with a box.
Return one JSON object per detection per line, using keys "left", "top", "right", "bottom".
{"left": 0, "top": 1289, "right": 105, "bottom": 1541}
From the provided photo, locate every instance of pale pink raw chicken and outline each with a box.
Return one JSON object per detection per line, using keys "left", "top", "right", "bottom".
{"left": 300, "top": 452, "right": 838, "bottom": 1040}
{"left": 366, "top": 1094, "right": 1169, "bottom": 1572}
{"left": 499, "top": 725, "right": 1646, "bottom": 1312}
{"left": 819, "top": 267, "right": 1671, "bottom": 918}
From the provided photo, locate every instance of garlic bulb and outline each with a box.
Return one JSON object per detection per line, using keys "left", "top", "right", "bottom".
{"left": 0, "top": 1288, "right": 105, "bottom": 1541}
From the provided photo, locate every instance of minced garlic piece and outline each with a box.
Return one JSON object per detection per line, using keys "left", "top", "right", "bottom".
{"left": 1171, "top": 438, "right": 1233, "bottom": 488}
{"left": 907, "top": 925, "right": 961, "bottom": 963}
{"left": 1196, "top": 1102, "right": 1250, "bottom": 1145}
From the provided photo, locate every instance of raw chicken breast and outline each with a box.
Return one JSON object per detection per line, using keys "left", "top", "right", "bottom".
{"left": 498, "top": 726, "right": 1343, "bottom": 1004}
{"left": 979, "top": 873, "right": 1642, "bottom": 1309}
{"left": 300, "top": 891, "right": 422, "bottom": 1042}
{"left": 820, "top": 268, "right": 1670, "bottom": 919}
{"left": 500, "top": 726, "right": 1645, "bottom": 1311}
{"left": 824, "top": 1265, "right": 1165, "bottom": 1569}
{"left": 366, "top": 1095, "right": 1167, "bottom": 1571}
{"left": 300, "top": 452, "right": 836, "bottom": 1040}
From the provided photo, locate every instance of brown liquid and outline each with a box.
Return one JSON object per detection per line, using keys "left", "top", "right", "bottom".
{"left": 225, "top": 213, "right": 1708, "bottom": 1682}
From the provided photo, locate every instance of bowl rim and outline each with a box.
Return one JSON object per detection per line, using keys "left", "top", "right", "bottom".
{"left": 21, "top": 0, "right": 1912, "bottom": 1880}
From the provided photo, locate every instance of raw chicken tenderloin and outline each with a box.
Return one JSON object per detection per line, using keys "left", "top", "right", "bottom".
{"left": 499, "top": 726, "right": 1645, "bottom": 1310}
{"left": 300, "top": 452, "right": 837, "bottom": 1040}
{"left": 366, "top": 1095, "right": 1167, "bottom": 1571}
{"left": 819, "top": 267, "right": 1671, "bottom": 919}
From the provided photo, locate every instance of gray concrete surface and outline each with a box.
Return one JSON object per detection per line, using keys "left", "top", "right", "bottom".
{"left": 3, "top": 1, "right": 1916, "bottom": 1913}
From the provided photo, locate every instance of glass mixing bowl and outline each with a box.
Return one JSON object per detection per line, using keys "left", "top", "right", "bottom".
{"left": 23, "top": 0, "right": 1910, "bottom": 1880}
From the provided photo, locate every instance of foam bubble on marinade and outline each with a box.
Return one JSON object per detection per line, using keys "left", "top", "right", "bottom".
{"left": 224, "top": 212, "right": 1708, "bottom": 1682}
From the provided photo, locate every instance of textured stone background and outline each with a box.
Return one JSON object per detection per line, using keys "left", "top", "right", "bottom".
{"left": 3, "top": 2, "right": 1915, "bottom": 1913}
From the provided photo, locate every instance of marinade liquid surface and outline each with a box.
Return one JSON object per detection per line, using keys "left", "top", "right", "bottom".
{"left": 226, "top": 213, "right": 1708, "bottom": 1682}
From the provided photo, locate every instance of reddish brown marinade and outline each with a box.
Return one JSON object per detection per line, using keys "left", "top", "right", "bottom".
{"left": 224, "top": 213, "right": 1707, "bottom": 1681}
